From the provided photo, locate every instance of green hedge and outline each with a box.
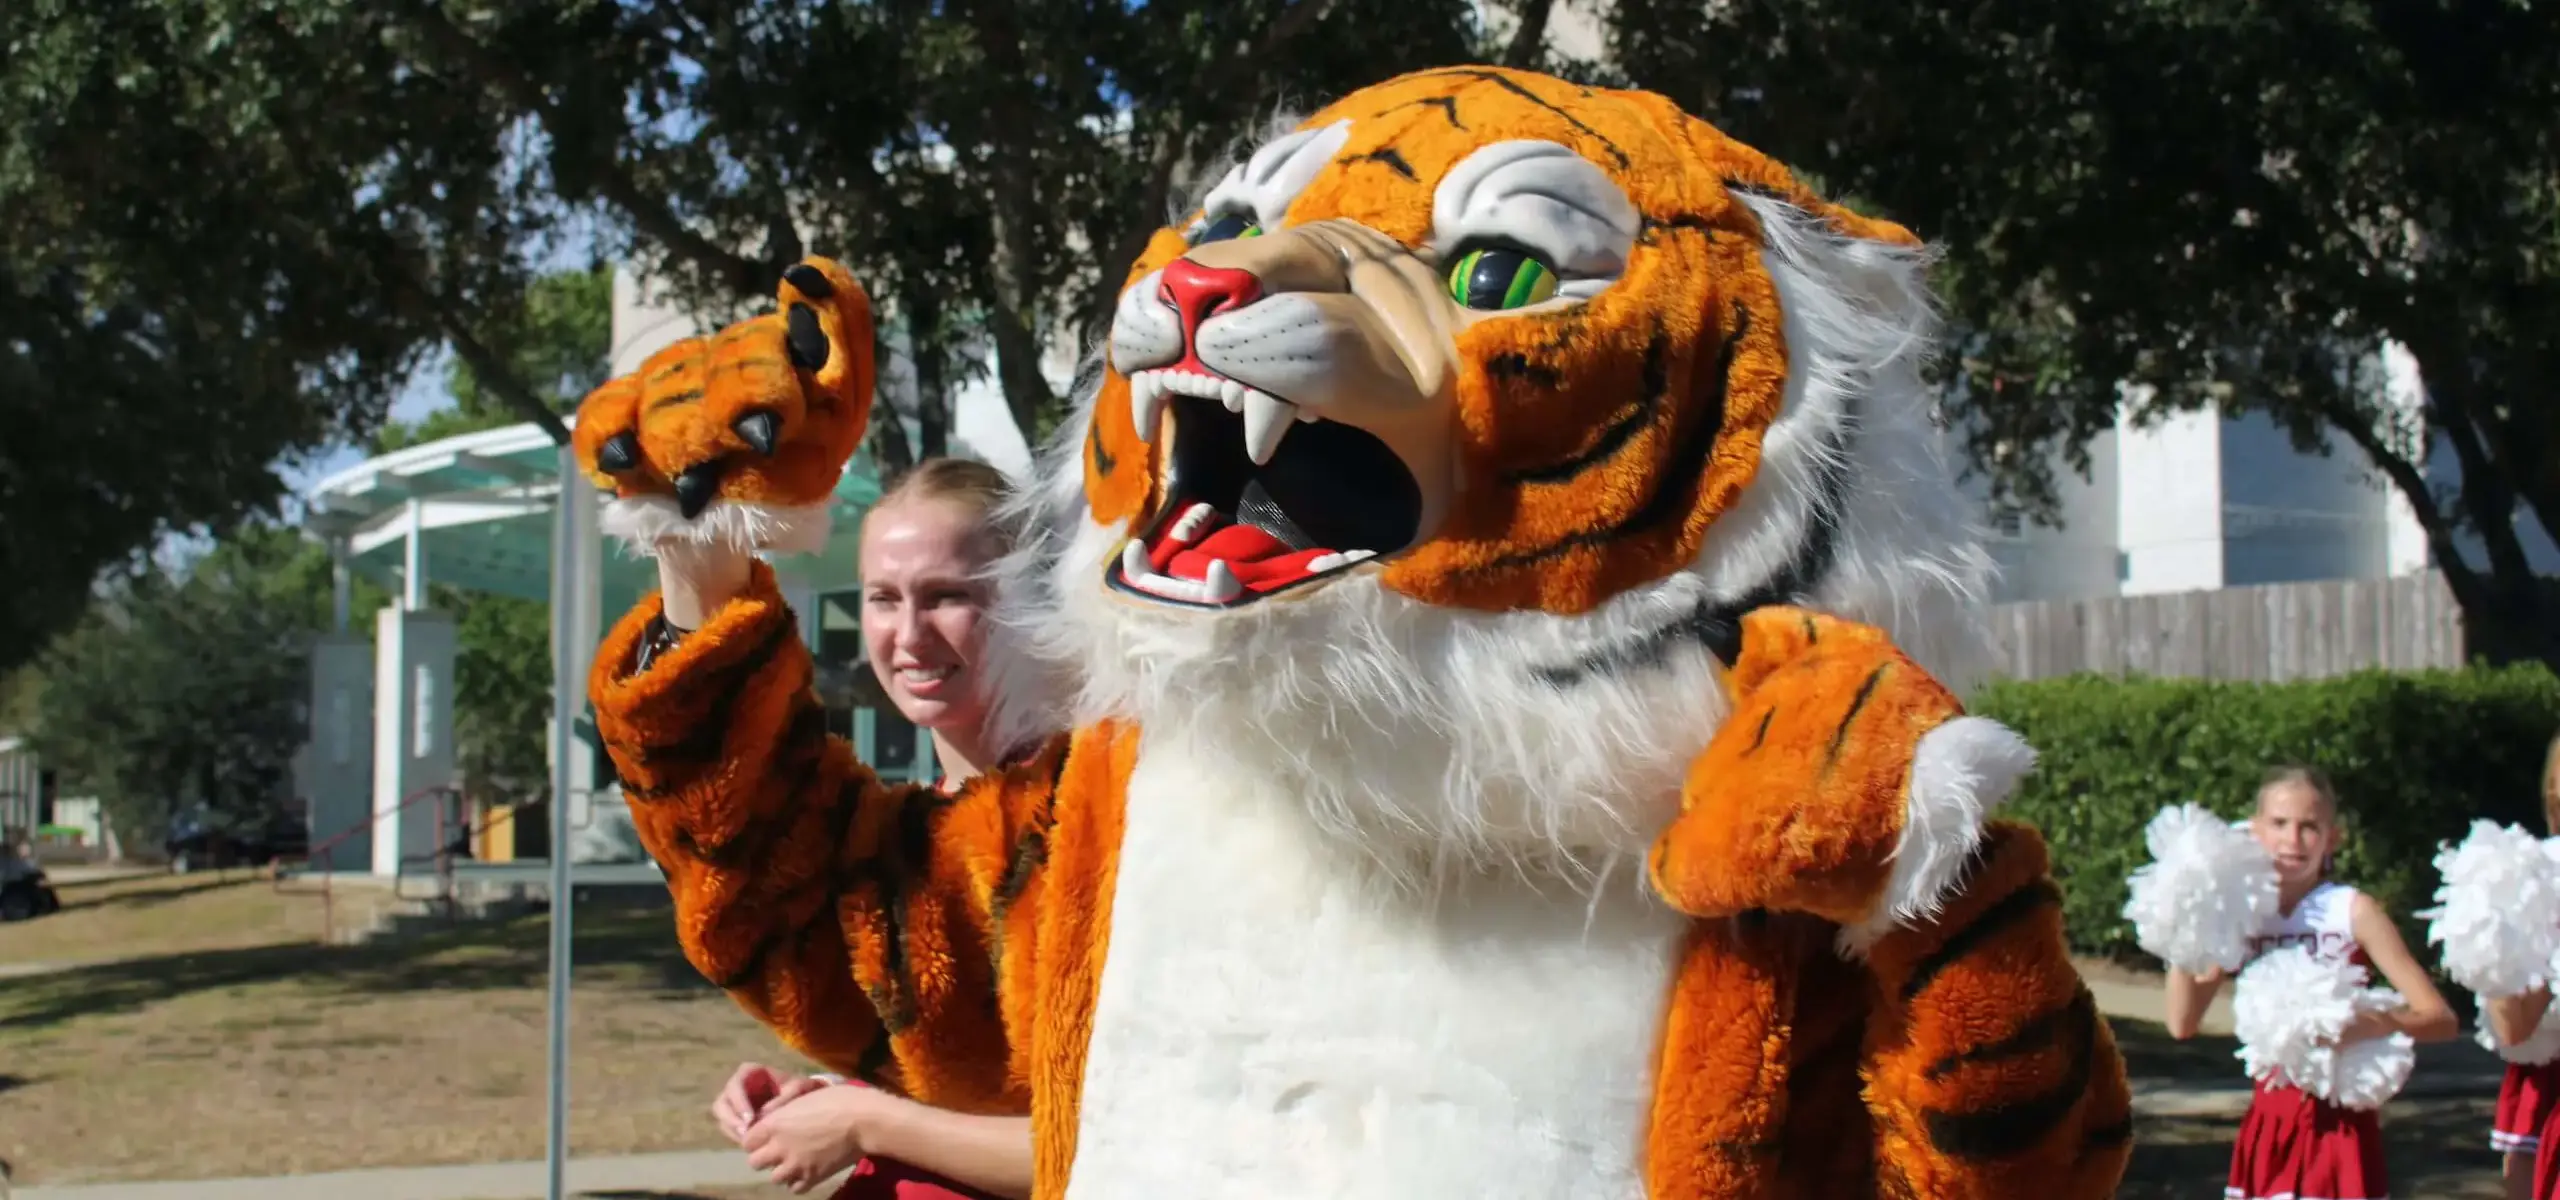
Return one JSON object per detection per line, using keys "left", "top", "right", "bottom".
{"left": 1973, "top": 663, "right": 2560, "bottom": 965}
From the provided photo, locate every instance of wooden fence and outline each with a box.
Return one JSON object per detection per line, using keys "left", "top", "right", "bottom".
{"left": 1984, "top": 570, "right": 2468, "bottom": 682}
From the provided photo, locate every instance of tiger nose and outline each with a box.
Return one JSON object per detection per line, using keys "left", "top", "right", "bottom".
{"left": 1157, "top": 259, "right": 1264, "bottom": 341}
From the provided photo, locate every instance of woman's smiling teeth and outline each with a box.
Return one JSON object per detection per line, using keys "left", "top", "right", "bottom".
{"left": 897, "top": 666, "right": 958, "bottom": 685}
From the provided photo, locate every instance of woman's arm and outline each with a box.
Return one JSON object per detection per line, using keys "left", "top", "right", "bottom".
{"left": 2164, "top": 965, "right": 2225, "bottom": 1040}
{"left": 864, "top": 1103, "right": 1037, "bottom": 1199}
{"left": 2490, "top": 987, "right": 2554, "bottom": 1049}
{"left": 2343, "top": 892, "right": 2460, "bottom": 1044}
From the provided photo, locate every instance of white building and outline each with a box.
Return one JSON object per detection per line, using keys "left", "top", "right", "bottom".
{"left": 1979, "top": 347, "right": 2559, "bottom": 603}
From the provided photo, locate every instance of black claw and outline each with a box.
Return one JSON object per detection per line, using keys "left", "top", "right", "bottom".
{"left": 786, "top": 303, "right": 829, "bottom": 371}
{"left": 597, "top": 431, "right": 640, "bottom": 472}
{"left": 674, "top": 460, "right": 724, "bottom": 520}
{"left": 732, "top": 410, "right": 779, "bottom": 456}
{"left": 781, "top": 263, "right": 835, "bottom": 300}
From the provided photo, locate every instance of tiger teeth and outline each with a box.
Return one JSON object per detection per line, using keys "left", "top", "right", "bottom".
{"left": 1130, "top": 373, "right": 1168, "bottom": 443}
{"left": 1242, "top": 391, "right": 1297, "bottom": 465}
{"left": 1128, "top": 369, "right": 1320, "bottom": 453}
{"left": 1168, "top": 502, "right": 1219, "bottom": 543}
{"left": 1305, "top": 549, "right": 1377, "bottom": 573}
{"left": 1117, "top": 540, "right": 1244, "bottom": 605}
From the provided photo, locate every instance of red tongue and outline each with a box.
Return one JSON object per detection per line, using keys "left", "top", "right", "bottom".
{"left": 1167, "top": 522, "right": 1334, "bottom": 589}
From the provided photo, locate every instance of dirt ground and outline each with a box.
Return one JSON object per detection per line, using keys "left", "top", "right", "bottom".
{"left": 0, "top": 871, "right": 817, "bottom": 1186}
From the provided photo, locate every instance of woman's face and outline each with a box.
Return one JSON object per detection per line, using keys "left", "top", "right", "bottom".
{"left": 859, "top": 497, "right": 995, "bottom": 735}
{"left": 2252, "top": 780, "right": 2339, "bottom": 887}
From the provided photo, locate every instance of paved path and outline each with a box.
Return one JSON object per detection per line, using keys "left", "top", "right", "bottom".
{"left": 7, "top": 1149, "right": 773, "bottom": 1200}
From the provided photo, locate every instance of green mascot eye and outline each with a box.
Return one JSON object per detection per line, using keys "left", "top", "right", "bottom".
{"left": 1447, "top": 248, "right": 1560, "bottom": 311}
{"left": 1192, "top": 212, "right": 1264, "bottom": 245}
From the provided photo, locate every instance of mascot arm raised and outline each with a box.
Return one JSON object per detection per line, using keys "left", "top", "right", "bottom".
{"left": 576, "top": 257, "right": 1043, "bottom": 1110}
{"left": 1647, "top": 607, "right": 2133, "bottom": 1198}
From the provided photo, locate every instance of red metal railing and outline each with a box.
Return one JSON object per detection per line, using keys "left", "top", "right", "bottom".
{"left": 277, "top": 783, "right": 464, "bottom": 944}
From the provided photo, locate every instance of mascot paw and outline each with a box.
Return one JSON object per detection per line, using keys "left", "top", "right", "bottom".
{"left": 2121, "top": 803, "right": 2277, "bottom": 976}
{"left": 576, "top": 257, "right": 876, "bottom": 557}
{"left": 1646, "top": 607, "right": 2036, "bottom": 940}
{"left": 2422, "top": 820, "right": 2560, "bottom": 999}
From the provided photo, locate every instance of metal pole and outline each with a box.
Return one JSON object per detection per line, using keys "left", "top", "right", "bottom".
{"left": 543, "top": 447, "right": 586, "bottom": 1200}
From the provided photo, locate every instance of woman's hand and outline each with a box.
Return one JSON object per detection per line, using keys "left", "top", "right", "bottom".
{"left": 711, "top": 1062, "right": 823, "bottom": 1145}
{"left": 743, "top": 1083, "right": 906, "bottom": 1194}
{"left": 2334, "top": 1007, "right": 2404, "bottom": 1047}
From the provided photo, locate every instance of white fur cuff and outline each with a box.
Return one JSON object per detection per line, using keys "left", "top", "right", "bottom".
{"left": 600, "top": 495, "right": 834, "bottom": 557}
{"left": 1837, "top": 715, "right": 2037, "bottom": 956}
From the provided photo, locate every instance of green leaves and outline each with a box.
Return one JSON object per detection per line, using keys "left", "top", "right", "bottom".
{"left": 1610, "top": 0, "right": 2560, "bottom": 655}
{"left": 24, "top": 526, "right": 390, "bottom": 844}
{"left": 1975, "top": 664, "right": 2560, "bottom": 973}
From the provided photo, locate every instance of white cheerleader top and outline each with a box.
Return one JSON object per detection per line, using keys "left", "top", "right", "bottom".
{"left": 2246, "top": 880, "right": 2367, "bottom": 970}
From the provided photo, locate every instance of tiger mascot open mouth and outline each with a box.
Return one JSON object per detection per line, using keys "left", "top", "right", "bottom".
{"left": 579, "top": 65, "right": 2132, "bottom": 1200}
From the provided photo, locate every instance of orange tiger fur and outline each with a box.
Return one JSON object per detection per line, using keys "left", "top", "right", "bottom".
{"left": 581, "top": 64, "right": 2130, "bottom": 1199}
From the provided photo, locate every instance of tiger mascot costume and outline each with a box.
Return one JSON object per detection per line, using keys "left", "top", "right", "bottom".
{"left": 577, "top": 66, "right": 2133, "bottom": 1199}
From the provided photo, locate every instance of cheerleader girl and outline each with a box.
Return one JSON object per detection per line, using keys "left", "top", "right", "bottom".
{"left": 2164, "top": 765, "right": 2459, "bottom": 1200}
{"left": 2487, "top": 732, "right": 2560, "bottom": 1199}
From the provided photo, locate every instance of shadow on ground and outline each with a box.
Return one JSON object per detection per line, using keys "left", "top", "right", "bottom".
{"left": 0, "top": 895, "right": 707, "bottom": 1033}
{"left": 51, "top": 873, "right": 263, "bottom": 913}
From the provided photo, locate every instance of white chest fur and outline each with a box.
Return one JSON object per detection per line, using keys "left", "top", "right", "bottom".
{"left": 1063, "top": 744, "right": 1691, "bottom": 1199}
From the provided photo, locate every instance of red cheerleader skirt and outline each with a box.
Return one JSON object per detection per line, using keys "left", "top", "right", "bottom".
{"left": 2498, "top": 1058, "right": 2560, "bottom": 1154}
{"left": 2224, "top": 1076, "right": 2389, "bottom": 1200}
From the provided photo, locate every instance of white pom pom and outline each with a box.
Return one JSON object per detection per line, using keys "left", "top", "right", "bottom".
{"left": 2423, "top": 821, "right": 2560, "bottom": 999}
{"left": 2123, "top": 803, "right": 2278, "bottom": 974}
{"left": 2474, "top": 991, "right": 2560, "bottom": 1065}
{"left": 2230, "top": 946, "right": 2415, "bottom": 1111}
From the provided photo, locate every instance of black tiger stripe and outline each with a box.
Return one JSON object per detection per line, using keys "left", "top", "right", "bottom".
{"left": 1920, "top": 978, "right": 2102, "bottom": 1161}
{"left": 662, "top": 706, "right": 832, "bottom": 867}
{"left": 1086, "top": 405, "right": 1116, "bottom": 477}
{"left": 1708, "top": 1136, "right": 1782, "bottom": 1161}
{"left": 852, "top": 1033, "right": 895, "bottom": 1088}
{"left": 870, "top": 785, "right": 961, "bottom": 1034}
{"left": 645, "top": 387, "right": 705, "bottom": 412}
{"left": 1483, "top": 351, "right": 1564, "bottom": 391}
{"left": 1724, "top": 177, "right": 1791, "bottom": 203}
{"left": 1340, "top": 146, "right": 1416, "bottom": 180}
{"left": 621, "top": 692, "right": 826, "bottom": 804}
{"left": 1526, "top": 413, "right": 1851, "bottom": 687}
{"left": 1820, "top": 663, "right": 1891, "bottom": 773}
{"left": 1639, "top": 213, "right": 1718, "bottom": 245}
{"left": 608, "top": 616, "right": 799, "bottom": 773}
{"left": 709, "top": 353, "right": 790, "bottom": 377}
{"left": 1476, "top": 302, "right": 1747, "bottom": 571}
{"left": 1899, "top": 878, "right": 2064, "bottom": 1004}
{"left": 647, "top": 353, "right": 702, "bottom": 384}
{"left": 1407, "top": 69, "right": 1630, "bottom": 169}
{"left": 2081, "top": 1114, "right": 2134, "bottom": 1150}
{"left": 1922, "top": 986, "right": 2096, "bottom": 1082}
{"left": 1744, "top": 707, "right": 1774, "bottom": 755}
{"left": 1502, "top": 325, "right": 1669, "bottom": 486}
{"left": 1387, "top": 93, "right": 1468, "bottom": 130}
{"left": 701, "top": 770, "right": 869, "bottom": 992}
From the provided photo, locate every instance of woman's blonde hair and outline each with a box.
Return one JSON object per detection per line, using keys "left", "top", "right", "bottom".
{"left": 865, "top": 456, "right": 1022, "bottom": 560}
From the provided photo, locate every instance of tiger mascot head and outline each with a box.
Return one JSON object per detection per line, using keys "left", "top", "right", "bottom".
{"left": 987, "top": 66, "right": 1996, "bottom": 881}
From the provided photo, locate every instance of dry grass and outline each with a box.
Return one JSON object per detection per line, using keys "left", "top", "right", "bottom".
{"left": 0, "top": 869, "right": 405, "bottom": 968}
{"left": 0, "top": 892, "right": 818, "bottom": 1186}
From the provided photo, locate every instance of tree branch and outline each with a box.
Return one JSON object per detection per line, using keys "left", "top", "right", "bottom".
{"left": 397, "top": 0, "right": 774, "bottom": 298}
{"left": 1504, "top": 0, "right": 1559, "bottom": 67}
{"left": 2319, "top": 395, "right": 2490, "bottom": 613}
